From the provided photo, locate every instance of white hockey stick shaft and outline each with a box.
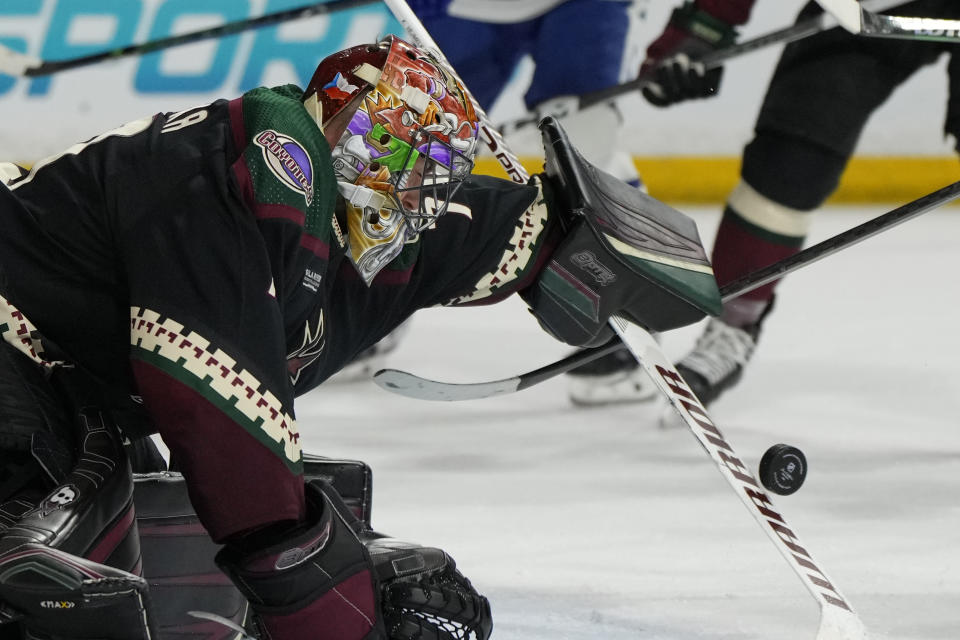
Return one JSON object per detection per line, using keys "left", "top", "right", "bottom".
{"left": 815, "top": 0, "right": 960, "bottom": 40}
{"left": 612, "top": 320, "right": 869, "bottom": 640}
{"left": 381, "top": 0, "right": 529, "bottom": 183}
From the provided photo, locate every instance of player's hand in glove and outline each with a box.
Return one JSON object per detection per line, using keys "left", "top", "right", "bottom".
{"left": 639, "top": 0, "right": 738, "bottom": 107}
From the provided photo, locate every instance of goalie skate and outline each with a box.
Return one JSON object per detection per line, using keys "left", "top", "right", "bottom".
{"left": 567, "top": 346, "right": 658, "bottom": 406}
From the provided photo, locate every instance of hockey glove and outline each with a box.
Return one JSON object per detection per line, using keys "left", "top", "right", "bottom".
{"left": 640, "top": 0, "right": 737, "bottom": 107}
{"left": 522, "top": 117, "right": 721, "bottom": 347}
{"left": 365, "top": 535, "right": 493, "bottom": 640}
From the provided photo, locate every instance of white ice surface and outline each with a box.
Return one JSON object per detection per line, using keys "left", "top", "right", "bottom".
{"left": 296, "top": 205, "right": 960, "bottom": 640}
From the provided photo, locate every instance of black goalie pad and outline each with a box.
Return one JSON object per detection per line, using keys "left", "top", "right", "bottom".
{"left": 365, "top": 536, "right": 493, "bottom": 640}
{"left": 0, "top": 543, "right": 155, "bottom": 640}
{"left": 0, "top": 403, "right": 149, "bottom": 640}
{"left": 134, "top": 472, "right": 251, "bottom": 639}
{"left": 303, "top": 454, "right": 373, "bottom": 529}
{"left": 524, "top": 117, "right": 721, "bottom": 346}
{"left": 131, "top": 456, "right": 372, "bottom": 638}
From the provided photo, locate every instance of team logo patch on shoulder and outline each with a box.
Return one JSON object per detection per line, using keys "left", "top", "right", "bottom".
{"left": 255, "top": 129, "right": 315, "bottom": 206}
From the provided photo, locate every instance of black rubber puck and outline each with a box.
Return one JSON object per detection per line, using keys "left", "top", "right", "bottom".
{"left": 758, "top": 444, "right": 807, "bottom": 496}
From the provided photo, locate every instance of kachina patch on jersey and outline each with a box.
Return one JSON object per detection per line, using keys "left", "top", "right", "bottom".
{"left": 255, "top": 129, "right": 315, "bottom": 206}
{"left": 287, "top": 310, "right": 325, "bottom": 385}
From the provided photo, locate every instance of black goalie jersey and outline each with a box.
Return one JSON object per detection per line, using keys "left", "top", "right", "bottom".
{"left": 0, "top": 85, "right": 554, "bottom": 541}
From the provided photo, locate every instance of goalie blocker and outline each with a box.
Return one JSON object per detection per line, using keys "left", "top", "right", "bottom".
{"left": 523, "top": 117, "right": 722, "bottom": 347}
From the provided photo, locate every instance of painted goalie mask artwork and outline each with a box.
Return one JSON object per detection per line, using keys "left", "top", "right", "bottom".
{"left": 303, "top": 36, "right": 481, "bottom": 285}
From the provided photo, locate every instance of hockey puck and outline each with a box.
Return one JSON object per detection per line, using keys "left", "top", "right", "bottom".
{"left": 758, "top": 444, "right": 807, "bottom": 496}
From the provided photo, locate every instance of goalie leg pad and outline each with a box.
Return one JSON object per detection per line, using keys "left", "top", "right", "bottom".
{"left": 0, "top": 368, "right": 152, "bottom": 638}
{"left": 215, "top": 481, "right": 385, "bottom": 640}
{"left": 303, "top": 454, "right": 373, "bottom": 529}
{"left": 134, "top": 472, "right": 251, "bottom": 639}
{"left": 129, "top": 457, "right": 373, "bottom": 638}
{"left": 0, "top": 543, "right": 154, "bottom": 640}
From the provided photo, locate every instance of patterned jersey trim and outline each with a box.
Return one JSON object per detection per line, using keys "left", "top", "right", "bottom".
{"left": 446, "top": 177, "right": 550, "bottom": 305}
{"left": 0, "top": 292, "right": 65, "bottom": 369}
{"left": 130, "top": 307, "right": 302, "bottom": 470}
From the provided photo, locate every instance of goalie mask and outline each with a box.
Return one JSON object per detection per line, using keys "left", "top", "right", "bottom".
{"left": 303, "top": 36, "right": 481, "bottom": 285}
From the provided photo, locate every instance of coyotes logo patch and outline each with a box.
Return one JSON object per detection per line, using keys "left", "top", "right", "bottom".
{"left": 255, "top": 129, "right": 315, "bottom": 206}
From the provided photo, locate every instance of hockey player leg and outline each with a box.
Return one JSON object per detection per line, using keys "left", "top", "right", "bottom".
{"left": 566, "top": 342, "right": 659, "bottom": 407}
{"left": 673, "top": 12, "right": 954, "bottom": 409}
{"left": 674, "top": 131, "right": 840, "bottom": 408}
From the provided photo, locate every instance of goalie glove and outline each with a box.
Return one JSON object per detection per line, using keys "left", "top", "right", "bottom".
{"left": 522, "top": 117, "right": 722, "bottom": 347}
{"left": 365, "top": 536, "right": 492, "bottom": 640}
{"left": 639, "top": 0, "right": 739, "bottom": 107}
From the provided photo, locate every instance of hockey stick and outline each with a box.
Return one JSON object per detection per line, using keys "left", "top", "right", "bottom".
{"left": 611, "top": 319, "right": 868, "bottom": 640}
{"left": 500, "top": 15, "right": 831, "bottom": 134}
{"left": 499, "top": 0, "right": 904, "bottom": 134}
{"left": 815, "top": 0, "right": 960, "bottom": 41}
{"left": 374, "top": 178, "right": 960, "bottom": 401}
{"left": 383, "top": 5, "right": 873, "bottom": 635}
{"left": 0, "top": 0, "right": 379, "bottom": 78}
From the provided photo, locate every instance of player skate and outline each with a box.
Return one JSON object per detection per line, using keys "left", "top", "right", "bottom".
{"left": 674, "top": 298, "right": 773, "bottom": 407}
{"left": 568, "top": 297, "right": 772, "bottom": 409}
